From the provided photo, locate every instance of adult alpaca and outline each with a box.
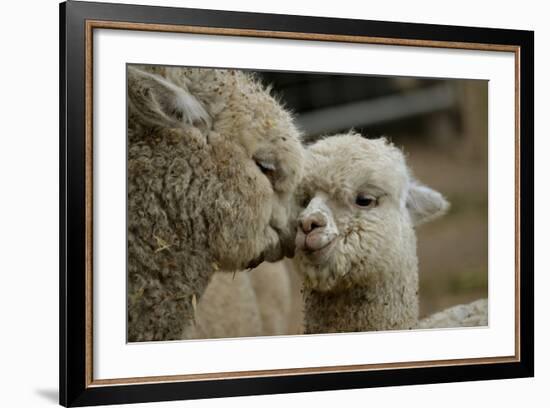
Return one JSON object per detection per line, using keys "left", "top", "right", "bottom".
{"left": 293, "top": 133, "right": 486, "bottom": 334}
{"left": 127, "top": 66, "right": 303, "bottom": 341}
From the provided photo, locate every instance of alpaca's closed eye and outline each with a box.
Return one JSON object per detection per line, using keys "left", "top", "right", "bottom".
{"left": 255, "top": 159, "right": 277, "bottom": 182}
{"left": 256, "top": 160, "right": 275, "bottom": 173}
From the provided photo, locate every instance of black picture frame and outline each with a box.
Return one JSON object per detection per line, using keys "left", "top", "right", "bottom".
{"left": 60, "top": 1, "right": 534, "bottom": 406}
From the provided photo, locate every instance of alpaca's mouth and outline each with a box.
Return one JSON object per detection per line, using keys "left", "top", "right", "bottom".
{"left": 305, "top": 239, "right": 336, "bottom": 256}
{"left": 246, "top": 225, "right": 290, "bottom": 269}
{"left": 297, "top": 232, "right": 337, "bottom": 263}
{"left": 246, "top": 255, "right": 264, "bottom": 269}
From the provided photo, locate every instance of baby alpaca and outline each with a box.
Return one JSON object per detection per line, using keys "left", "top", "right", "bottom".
{"left": 127, "top": 66, "right": 303, "bottom": 341}
{"left": 293, "top": 133, "right": 463, "bottom": 334}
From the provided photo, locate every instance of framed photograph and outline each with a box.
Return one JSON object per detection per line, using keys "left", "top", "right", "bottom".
{"left": 60, "top": 1, "right": 534, "bottom": 406}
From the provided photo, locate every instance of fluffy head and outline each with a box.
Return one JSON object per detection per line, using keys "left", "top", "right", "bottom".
{"left": 128, "top": 65, "right": 303, "bottom": 270}
{"left": 294, "top": 133, "right": 449, "bottom": 292}
{"left": 127, "top": 66, "right": 303, "bottom": 341}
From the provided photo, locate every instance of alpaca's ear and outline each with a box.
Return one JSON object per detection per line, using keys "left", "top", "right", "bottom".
{"left": 127, "top": 66, "right": 210, "bottom": 129}
{"left": 406, "top": 182, "right": 449, "bottom": 226}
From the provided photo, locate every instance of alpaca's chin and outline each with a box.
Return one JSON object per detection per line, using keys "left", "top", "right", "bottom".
{"left": 244, "top": 226, "right": 293, "bottom": 269}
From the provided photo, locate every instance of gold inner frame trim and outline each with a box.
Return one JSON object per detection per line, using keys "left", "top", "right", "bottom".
{"left": 84, "top": 19, "right": 521, "bottom": 388}
{"left": 91, "top": 356, "right": 516, "bottom": 387}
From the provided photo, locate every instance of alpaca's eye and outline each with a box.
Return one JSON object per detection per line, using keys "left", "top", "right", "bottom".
{"left": 355, "top": 194, "right": 376, "bottom": 208}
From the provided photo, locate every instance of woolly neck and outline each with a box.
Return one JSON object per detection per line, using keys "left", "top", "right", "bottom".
{"left": 127, "top": 246, "right": 215, "bottom": 342}
{"left": 302, "top": 266, "right": 419, "bottom": 334}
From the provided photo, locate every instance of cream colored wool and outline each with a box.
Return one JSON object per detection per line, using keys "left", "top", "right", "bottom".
{"left": 127, "top": 66, "right": 303, "bottom": 341}
{"left": 190, "top": 261, "right": 303, "bottom": 339}
{"left": 292, "top": 133, "right": 457, "bottom": 334}
{"left": 419, "top": 298, "right": 488, "bottom": 329}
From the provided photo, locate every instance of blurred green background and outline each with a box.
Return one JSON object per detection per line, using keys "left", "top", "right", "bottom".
{"left": 258, "top": 72, "right": 488, "bottom": 317}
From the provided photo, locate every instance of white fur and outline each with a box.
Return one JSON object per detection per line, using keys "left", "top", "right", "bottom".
{"left": 293, "top": 132, "right": 486, "bottom": 333}
{"left": 419, "top": 299, "right": 488, "bottom": 329}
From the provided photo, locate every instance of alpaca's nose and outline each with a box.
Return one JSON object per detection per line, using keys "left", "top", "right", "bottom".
{"left": 300, "top": 213, "right": 327, "bottom": 234}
